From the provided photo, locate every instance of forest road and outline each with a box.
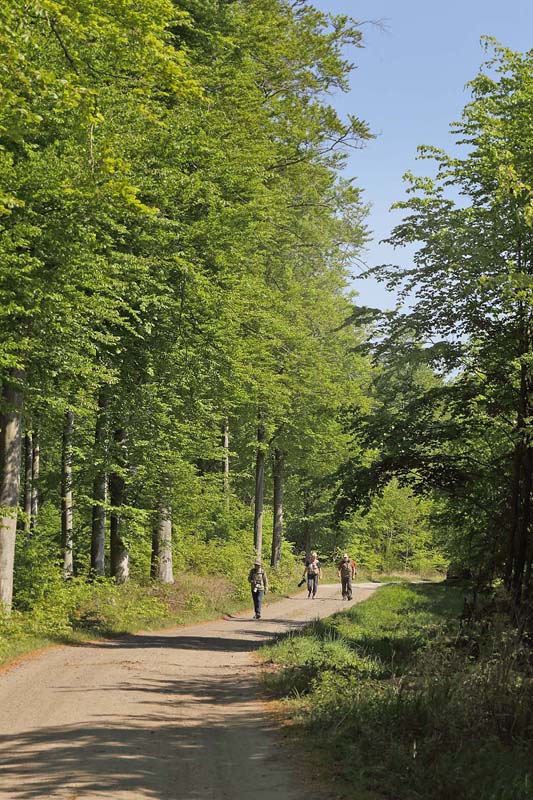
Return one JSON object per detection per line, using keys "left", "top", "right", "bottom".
{"left": 0, "top": 582, "right": 379, "bottom": 800}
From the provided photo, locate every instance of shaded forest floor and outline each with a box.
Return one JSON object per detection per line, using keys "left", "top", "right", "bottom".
{"left": 261, "top": 583, "right": 533, "bottom": 800}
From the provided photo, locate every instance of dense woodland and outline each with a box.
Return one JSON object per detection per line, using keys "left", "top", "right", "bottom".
{"left": 0, "top": 1, "right": 532, "bottom": 635}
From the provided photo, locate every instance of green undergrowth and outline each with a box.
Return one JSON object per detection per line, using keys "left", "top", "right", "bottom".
{"left": 0, "top": 567, "right": 294, "bottom": 667}
{"left": 261, "top": 583, "right": 533, "bottom": 800}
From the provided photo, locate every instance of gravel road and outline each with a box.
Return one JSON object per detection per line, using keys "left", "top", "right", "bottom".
{"left": 0, "top": 582, "right": 379, "bottom": 800}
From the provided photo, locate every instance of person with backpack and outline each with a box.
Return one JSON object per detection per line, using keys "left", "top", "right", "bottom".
{"left": 248, "top": 559, "right": 268, "bottom": 619}
{"left": 303, "top": 551, "right": 322, "bottom": 599}
{"left": 337, "top": 553, "right": 356, "bottom": 600}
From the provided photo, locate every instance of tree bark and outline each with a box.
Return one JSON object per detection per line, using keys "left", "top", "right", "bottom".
{"left": 302, "top": 492, "right": 312, "bottom": 556}
{"left": 23, "top": 432, "right": 33, "bottom": 535}
{"left": 253, "top": 417, "right": 266, "bottom": 557}
{"left": 30, "top": 431, "right": 39, "bottom": 532}
{"left": 151, "top": 506, "right": 174, "bottom": 583}
{"left": 523, "top": 533, "right": 533, "bottom": 601}
{"left": 0, "top": 369, "right": 24, "bottom": 610}
{"left": 513, "top": 441, "right": 533, "bottom": 606}
{"left": 506, "top": 438, "right": 523, "bottom": 589}
{"left": 510, "top": 310, "right": 533, "bottom": 606}
{"left": 222, "top": 418, "right": 230, "bottom": 508}
{"left": 61, "top": 410, "right": 74, "bottom": 578}
{"left": 90, "top": 390, "right": 108, "bottom": 576}
{"left": 109, "top": 428, "right": 129, "bottom": 583}
{"left": 271, "top": 448, "right": 284, "bottom": 567}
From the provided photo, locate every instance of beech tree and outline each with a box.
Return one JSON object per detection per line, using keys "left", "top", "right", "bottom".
{"left": 1, "top": 0, "right": 373, "bottom": 609}
{"left": 364, "top": 40, "right": 533, "bottom": 604}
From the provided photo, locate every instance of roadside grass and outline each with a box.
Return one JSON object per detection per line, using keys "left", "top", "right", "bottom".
{"left": 0, "top": 570, "right": 291, "bottom": 668}
{"left": 317, "top": 564, "right": 443, "bottom": 585}
{"left": 261, "top": 583, "right": 533, "bottom": 800}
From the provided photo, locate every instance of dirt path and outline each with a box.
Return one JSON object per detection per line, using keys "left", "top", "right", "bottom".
{"left": 0, "top": 582, "right": 379, "bottom": 800}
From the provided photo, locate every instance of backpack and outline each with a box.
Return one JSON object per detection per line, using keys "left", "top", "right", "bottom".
{"left": 250, "top": 568, "right": 266, "bottom": 590}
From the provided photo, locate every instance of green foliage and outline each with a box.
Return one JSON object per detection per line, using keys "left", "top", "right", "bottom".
{"left": 263, "top": 584, "right": 533, "bottom": 800}
{"left": 0, "top": 0, "right": 374, "bottom": 616}
{"left": 337, "top": 42, "right": 533, "bottom": 600}
{"left": 340, "top": 479, "right": 447, "bottom": 573}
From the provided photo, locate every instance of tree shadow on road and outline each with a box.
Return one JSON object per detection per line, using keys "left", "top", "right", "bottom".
{"left": 63, "top": 618, "right": 307, "bottom": 655}
{"left": 0, "top": 670, "right": 301, "bottom": 800}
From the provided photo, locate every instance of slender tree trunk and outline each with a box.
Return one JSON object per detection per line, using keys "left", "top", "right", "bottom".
{"left": 506, "top": 319, "right": 529, "bottom": 588}
{"left": 91, "top": 390, "right": 108, "bottom": 576}
{"left": 61, "top": 410, "right": 74, "bottom": 578}
{"left": 513, "top": 441, "right": 533, "bottom": 606}
{"left": 304, "top": 526, "right": 311, "bottom": 557}
{"left": 302, "top": 493, "right": 312, "bottom": 556}
{"left": 0, "top": 369, "right": 24, "bottom": 610}
{"left": 109, "top": 428, "right": 129, "bottom": 583}
{"left": 30, "top": 430, "right": 39, "bottom": 532}
{"left": 222, "top": 418, "right": 230, "bottom": 509}
{"left": 271, "top": 448, "right": 284, "bottom": 567}
{"left": 508, "top": 279, "right": 533, "bottom": 607}
{"left": 506, "top": 438, "right": 523, "bottom": 589}
{"left": 523, "top": 534, "right": 533, "bottom": 601}
{"left": 150, "top": 515, "right": 159, "bottom": 579}
{"left": 23, "top": 432, "right": 33, "bottom": 535}
{"left": 151, "top": 506, "right": 174, "bottom": 583}
{"left": 511, "top": 310, "right": 533, "bottom": 606}
{"left": 253, "top": 417, "right": 266, "bottom": 557}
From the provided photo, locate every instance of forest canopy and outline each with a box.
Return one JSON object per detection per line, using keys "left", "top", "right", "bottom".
{"left": 0, "top": 3, "right": 532, "bottom": 625}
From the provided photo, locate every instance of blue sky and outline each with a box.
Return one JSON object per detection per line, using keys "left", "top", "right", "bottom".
{"left": 312, "top": 0, "right": 533, "bottom": 308}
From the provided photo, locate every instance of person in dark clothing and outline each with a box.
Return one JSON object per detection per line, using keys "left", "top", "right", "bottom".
{"left": 248, "top": 559, "right": 268, "bottom": 618}
{"left": 337, "top": 553, "right": 356, "bottom": 600}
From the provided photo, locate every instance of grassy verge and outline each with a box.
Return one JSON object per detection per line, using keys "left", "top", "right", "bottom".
{"left": 261, "top": 583, "right": 533, "bottom": 800}
{"left": 0, "top": 571, "right": 290, "bottom": 668}
{"left": 316, "top": 564, "right": 443, "bottom": 585}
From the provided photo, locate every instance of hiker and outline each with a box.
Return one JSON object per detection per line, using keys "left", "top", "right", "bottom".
{"left": 303, "top": 551, "right": 321, "bottom": 599}
{"left": 248, "top": 558, "right": 268, "bottom": 619}
{"left": 337, "top": 553, "right": 356, "bottom": 600}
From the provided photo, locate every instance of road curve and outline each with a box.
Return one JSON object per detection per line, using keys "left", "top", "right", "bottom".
{"left": 0, "top": 582, "right": 379, "bottom": 800}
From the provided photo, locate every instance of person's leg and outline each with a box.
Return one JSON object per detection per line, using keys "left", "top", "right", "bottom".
{"left": 252, "top": 589, "right": 259, "bottom": 617}
{"left": 307, "top": 576, "right": 312, "bottom": 597}
{"left": 312, "top": 574, "right": 318, "bottom": 597}
{"left": 341, "top": 576, "right": 347, "bottom": 598}
{"left": 346, "top": 575, "right": 352, "bottom": 601}
{"left": 256, "top": 590, "right": 264, "bottom": 618}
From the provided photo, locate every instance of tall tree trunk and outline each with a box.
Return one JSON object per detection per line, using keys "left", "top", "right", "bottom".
{"left": 30, "top": 430, "right": 39, "bottom": 532}
{"left": 523, "top": 534, "right": 533, "bottom": 601}
{"left": 151, "top": 506, "right": 174, "bottom": 583}
{"left": 506, "top": 438, "right": 523, "bottom": 589}
{"left": 222, "top": 417, "right": 230, "bottom": 509}
{"left": 506, "top": 324, "right": 529, "bottom": 589}
{"left": 513, "top": 441, "right": 533, "bottom": 606}
{"left": 109, "top": 428, "right": 129, "bottom": 583}
{"left": 23, "top": 432, "right": 33, "bottom": 535}
{"left": 0, "top": 369, "right": 24, "bottom": 610}
{"left": 271, "top": 448, "right": 284, "bottom": 567}
{"left": 61, "top": 410, "right": 74, "bottom": 578}
{"left": 511, "top": 310, "right": 533, "bottom": 607}
{"left": 253, "top": 417, "right": 266, "bottom": 557}
{"left": 302, "top": 492, "right": 312, "bottom": 556}
{"left": 150, "top": 515, "right": 159, "bottom": 579}
{"left": 91, "top": 390, "right": 108, "bottom": 576}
